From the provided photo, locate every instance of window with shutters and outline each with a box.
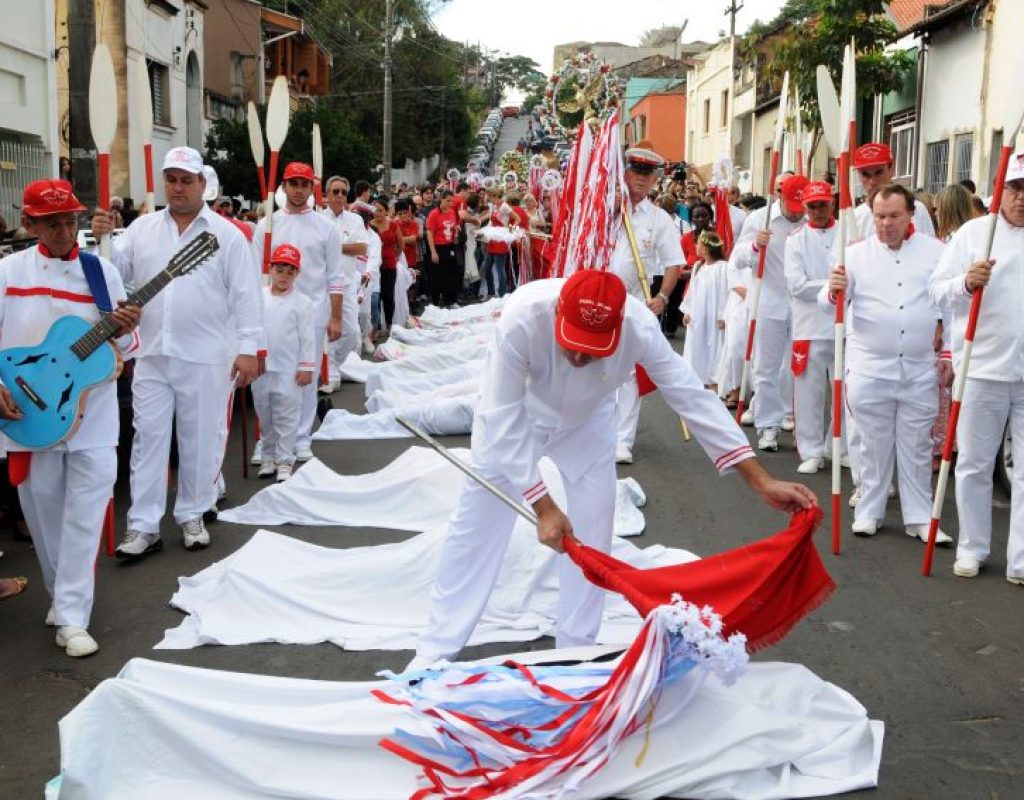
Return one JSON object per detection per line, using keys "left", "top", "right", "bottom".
{"left": 147, "top": 59, "right": 171, "bottom": 127}
{"left": 886, "top": 109, "right": 916, "bottom": 181}
{"left": 925, "top": 140, "right": 949, "bottom": 195}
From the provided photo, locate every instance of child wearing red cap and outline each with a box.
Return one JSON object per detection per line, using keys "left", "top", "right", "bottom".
{"left": 252, "top": 244, "right": 316, "bottom": 482}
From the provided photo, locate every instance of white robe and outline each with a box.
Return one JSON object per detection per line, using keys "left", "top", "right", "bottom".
{"left": 680, "top": 259, "right": 728, "bottom": 385}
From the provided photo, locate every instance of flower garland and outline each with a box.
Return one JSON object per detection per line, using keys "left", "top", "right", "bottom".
{"left": 540, "top": 51, "right": 623, "bottom": 139}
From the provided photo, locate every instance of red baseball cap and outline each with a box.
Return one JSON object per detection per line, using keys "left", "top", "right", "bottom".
{"left": 555, "top": 269, "right": 627, "bottom": 357}
{"left": 271, "top": 243, "right": 302, "bottom": 270}
{"left": 283, "top": 162, "right": 317, "bottom": 182}
{"left": 780, "top": 174, "right": 810, "bottom": 215}
{"left": 22, "top": 179, "right": 86, "bottom": 218}
{"left": 852, "top": 143, "right": 893, "bottom": 169}
{"left": 802, "top": 181, "right": 834, "bottom": 206}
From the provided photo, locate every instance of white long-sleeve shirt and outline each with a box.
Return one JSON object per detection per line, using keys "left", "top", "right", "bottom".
{"left": 260, "top": 287, "right": 316, "bottom": 374}
{"left": 818, "top": 232, "right": 945, "bottom": 381}
{"left": 472, "top": 279, "right": 755, "bottom": 503}
{"left": 0, "top": 246, "right": 139, "bottom": 451}
{"left": 111, "top": 205, "right": 263, "bottom": 364}
{"left": 929, "top": 212, "right": 1024, "bottom": 381}
{"left": 786, "top": 221, "right": 838, "bottom": 340}
{"left": 323, "top": 207, "right": 367, "bottom": 295}
{"left": 731, "top": 204, "right": 804, "bottom": 321}
{"left": 253, "top": 208, "right": 346, "bottom": 313}
{"left": 609, "top": 199, "right": 685, "bottom": 298}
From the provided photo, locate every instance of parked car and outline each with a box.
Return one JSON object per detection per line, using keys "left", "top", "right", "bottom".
{"left": 501, "top": 105, "right": 520, "bottom": 118}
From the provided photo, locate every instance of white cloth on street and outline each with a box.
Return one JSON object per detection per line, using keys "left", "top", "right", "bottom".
{"left": 366, "top": 377, "right": 478, "bottom": 413}
{"left": 111, "top": 204, "right": 263, "bottom": 362}
{"left": 217, "top": 450, "right": 649, "bottom": 538}
{"left": 414, "top": 296, "right": 504, "bottom": 326}
{"left": 374, "top": 329, "right": 491, "bottom": 363}
{"left": 52, "top": 655, "right": 883, "bottom": 800}
{"left": 312, "top": 398, "right": 476, "bottom": 440}
{"left": 680, "top": 259, "right": 728, "bottom": 385}
{"left": 18, "top": 448, "right": 116, "bottom": 629}
{"left": 127, "top": 356, "right": 230, "bottom": 531}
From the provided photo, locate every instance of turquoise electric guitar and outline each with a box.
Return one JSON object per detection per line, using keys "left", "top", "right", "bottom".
{"left": 0, "top": 232, "right": 219, "bottom": 448}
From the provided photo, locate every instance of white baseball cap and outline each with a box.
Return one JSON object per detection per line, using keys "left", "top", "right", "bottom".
{"left": 1005, "top": 150, "right": 1024, "bottom": 184}
{"left": 162, "top": 146, "right": 204, "bottom": 174}
{"left": 201, "top": 166, "right": 220, "bottom": 202}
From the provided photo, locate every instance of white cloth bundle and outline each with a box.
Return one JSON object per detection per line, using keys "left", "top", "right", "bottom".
{"left": 313, "top": 398, "right": 476, "bottom": 440}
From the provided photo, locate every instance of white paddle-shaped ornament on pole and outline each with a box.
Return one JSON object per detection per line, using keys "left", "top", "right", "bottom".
{"left": 261, "top": 75, "right": 291, "bottom": 275}
{"left": 247, "top": 101, "right": 267, "bottom": 200}
{"left": 133, "top": 57, "right": 156, "bottom": 214}
{"left": 312, "top": 122, "right": 323, "bottom": 208}
{"left": 88, "top": 44, "right": 117, "bottom": 258}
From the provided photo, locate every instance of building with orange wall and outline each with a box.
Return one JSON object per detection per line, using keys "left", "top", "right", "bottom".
{"left": 626, "top": 84, "right": 687, "bottom": 163}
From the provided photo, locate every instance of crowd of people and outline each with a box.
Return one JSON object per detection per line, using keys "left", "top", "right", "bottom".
{"left": 1, "top": 133, "right": 1021, "bottom": 665}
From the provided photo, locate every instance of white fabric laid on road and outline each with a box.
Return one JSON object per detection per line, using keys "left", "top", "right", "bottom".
{"left": 52, "top": 655, "right": 883, "bottom": 800}
{"left": 313, "top": 398, "right": 477, "bottom": 439}
{"left": 217, "top": 449, "right": 649, "bottom": 538}
{"left": 415, "top": 297, "right": 504, "bottom": 326}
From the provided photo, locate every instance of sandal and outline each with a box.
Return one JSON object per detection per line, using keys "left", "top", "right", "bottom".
{"left": 0, "top": 576, "right": 28, "bottom": 601}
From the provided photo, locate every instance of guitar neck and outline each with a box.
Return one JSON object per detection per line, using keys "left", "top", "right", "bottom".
{"left": 70, "top": 270, "right": 175, "bottom": 359}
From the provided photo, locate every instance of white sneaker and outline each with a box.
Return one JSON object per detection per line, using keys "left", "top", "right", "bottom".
{"left": 740, "top": 409, "right": 754, "bottom": 426}
{"left": 797, "top": 457, "right": 824, "bottom": 474}
{"left": 1007, "top": 575, "right": 1024, "bottom": 586}
{"left": 781, "top": 416, "right": 795, "bottom": 432}
{"left": 276, "top": 463, "right": 293, "bottom": 482}
{"left": 953, "top": 557, "right": 980, "bottom": 578}
{"left": 615, "top": 445, "right": 633, "bottom": 464}
{"left": 115, "top": 530, "right": 162, "bottom": 560}
{"left": 295, "top": 445, "right": 314, "bottom": 462}
{"left": 906, "top": 524, "right": 952, "bottom": 546}
{"left": 250, "top": 439, "right": 263, "bottom": 465}
{"left": 848, "top": 486, "right": 862, "bottom": 507}
{"left": 56, "top": 626, "right": 99, "bottom": 658}
{"left": 757, "top": 428, "right": 779, "bottom": 451}
{"left": 257, "top": 461, "right": 277, "bottom": 479}
{"left": 318, "top": 382, "right": 337, "bottom": 395}
{"left": 852, "top": 519, "right": 878, "bottom": 537}
{"left": 181, "top": 517, "right": 210, "bottom": 551}
{"left": 45, "top": 605, "right": 55, "bottom": 626}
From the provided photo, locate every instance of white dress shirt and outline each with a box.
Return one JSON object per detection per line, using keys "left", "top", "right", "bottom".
{"left": 0, "top": 247, "right": 139, "bottom": 450}
{"left": 111, "top": 205, "right": 263, "bottom": 364}
{"left": 819, "top": 232, "right": 945, "bottom": 381}
{"left": 929, "top": 212, "right": 1024, "bottom": 381}
{"left": 731, "top": 204, "right": 804, "bottom": 321}
{"left": 472, "top": 279, "right": 755, "bottom": 503}
{"left": 261, "top": 287, "right": 316, "bottom": 374}
{"left": 323, "top": 207, "right": 368, "bottom": 294}
{"left": 786, "top": 221, "right": 838, "bottom": 340}
{"left": 609, "top": 199, "right": 684, "bottom": 298}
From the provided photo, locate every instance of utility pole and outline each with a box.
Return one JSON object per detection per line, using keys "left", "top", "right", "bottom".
{"left": 724, "top": 0, "right": 744, "bottom": 38}
{"left": 439, "top": 86, "right": 446, "bottom": 170}
{"left": 382, "top": 0, "right": 394, "bottom": 191}
{"left": 68, "top": 0, "right": 97, "bottom": 206}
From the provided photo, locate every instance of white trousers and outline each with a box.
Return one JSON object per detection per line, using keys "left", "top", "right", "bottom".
{"left": 328, "top": 297, "right": 361, "bottom": 384}
{"left": 844, "top": 372, "right": 864, "bottom": 487}
{"left": 128, "top": 356, "right": 228, "bottom": 532}
{"left": 793, "top": 340, "right": 846, "bottom": 462}
{"left": 846, "top": 370, "right": 937, "bottom": 526}
{"left": 19, "top": 448, "right": 116, "bottom": 629}
{"left": 954, "top": 378, "right": 1024, "bottom": 576}
{"left": 298, "top": 307, "right": 330, "bottom": 451}
{"left": 252, "top": 371, "right": 301, "bottom": 465}
{"left": 615, "top": 376, "right": 642, "bottom": 449}
{"left": 753, "top": 316, "right": 791, "bottom": 432}
{"left": 415, "top": 454, "right": 617, "bottom": 661}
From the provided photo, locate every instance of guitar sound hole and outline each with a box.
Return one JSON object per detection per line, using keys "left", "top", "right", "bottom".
{"left": 51, "top": 358, "right": 56, "bottom": 363}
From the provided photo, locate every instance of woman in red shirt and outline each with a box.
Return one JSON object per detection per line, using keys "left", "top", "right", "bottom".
{"left": 371, "top": 197, "right": 406, "bottom": 330}
{"left": 426, "top": 191, "right": 460, "bottom": 307}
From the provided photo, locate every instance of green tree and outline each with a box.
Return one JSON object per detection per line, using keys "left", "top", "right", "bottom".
{"left": 743, "top": 0, "right": 913, "bottom": 164}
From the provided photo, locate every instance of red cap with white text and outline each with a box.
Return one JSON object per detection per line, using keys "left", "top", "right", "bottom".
{"left": 271, "top": 243, "right": 302, "bottom": 270}
{"left": 555, "top": 269, "right": 627, "bottom": 357}
{"left": 22, "top": 179, "right": 87, "bottom": 217}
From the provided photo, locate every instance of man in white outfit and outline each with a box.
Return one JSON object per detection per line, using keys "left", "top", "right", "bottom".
{"left": 92, "top": 147, "right": 263, "bottom": 557}
{"left": 0, "top": 180, "right": 141, "bottom": 656}
{"left": 732, "top": 174, "right": 807, "bottom": 451}
{"left": 253, "top": 162, "right": 345, "bottom": 460}
{"left": 609, "top": 142, "right": 684, "bottom": 464}
{"left": 785, "top": 180, "right": 845, "bottom": 474}
{"left": 929, "top": 152, "right": 1024, "bottom": 583}
{"left": 822, "top": 184, "right": 951, "bottom": 544}
{"left": 408, "top": 270, "right": 817, "bottom": 670}
{"left": 321, "top": 175, "right": 367, "bottom": 391}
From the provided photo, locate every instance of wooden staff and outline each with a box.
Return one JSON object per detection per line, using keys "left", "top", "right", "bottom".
{"left": 923, "top": 60, "right": 1024, "bottom": 576}
{"left": 622, "top": 197, "right": 692, "bottom": 442}
{"left": 88, "top": 44, "right": 117, "bottom": 258}
{"left": 736, "top": 71, "right": 790, "bottom": 425}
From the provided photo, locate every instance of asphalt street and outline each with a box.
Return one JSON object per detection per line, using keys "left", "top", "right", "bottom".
{"left": 1, "top": 334, "right": 1021, "bottom": 798}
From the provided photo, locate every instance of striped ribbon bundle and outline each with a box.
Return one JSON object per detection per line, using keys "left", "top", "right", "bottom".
{"left": 550, "top": 125, "right": 593, "bottom": 278}
{"left": 566, "top": 112, "right": 624, "bottom": 276}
